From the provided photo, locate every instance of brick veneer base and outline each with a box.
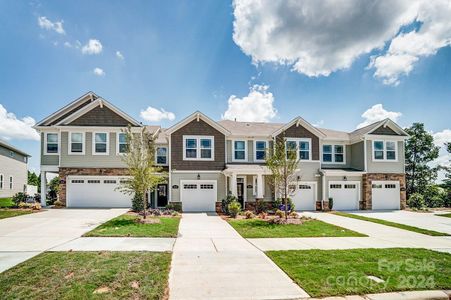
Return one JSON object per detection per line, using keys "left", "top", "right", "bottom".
{"left": 362, "top": 173, "right": 406, "bottom": 210}
{"left": 58, "top": 168, "right": 129, "bottom": 205}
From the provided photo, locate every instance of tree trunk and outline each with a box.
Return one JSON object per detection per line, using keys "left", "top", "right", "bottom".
{"left": 142, "top": 189, "right": 147, "bottom": 219}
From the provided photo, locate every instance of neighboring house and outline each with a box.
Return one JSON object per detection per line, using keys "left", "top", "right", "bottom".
{"left": 35, "top": 92, "right": 409, "bottom": 211}
{"left": 0, "top": 139, "right": 30, "bottom": 198}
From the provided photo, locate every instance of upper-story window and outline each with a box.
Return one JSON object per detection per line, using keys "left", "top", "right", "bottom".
{"left": 156, "top": 147, "right": 168, "bottom": 165}
{"left": 9, "top": 151, "right": 14, "bottom": 158}
{"left": 233, "top": 140, "right": 247, "bottom": 161}
{"left": 93, "top": 132, "right": 109, "bottom": 155}
{"left": 373, "top": 140, "right": 397, "bottom": 161}
{"left": 69, "top": 132, "right": 85, "bottom": 155}
{"left": 45, "top": 133, "right": 59, "bottom": 155}
{"left": 9, "top": 176, "right": 13, "bottom": 189}
{"left": 254, "top": 140, "right": 267, "bottom": 161}
{"left": 286, "top": 138, "right": 311, "bottom": 161}
{"left": 0, "top": 174, "right": 3, "bottom": 189}
{"left": 183, "top": 136, "right": 214, "bottom": 160}
{"left": 322, "top": 144, "right": 345, "bottom": 164}
{"left": 117, "top": 133, "right": 127, "bottom": 154}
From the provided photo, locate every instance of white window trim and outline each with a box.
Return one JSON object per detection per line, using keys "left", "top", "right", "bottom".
{"left": 254, "top": 140, "right": 268, "bottom": 162}
{"left": 116, "top": 132, "right": 127, "bottom": 155}
{"left": 9, "top": 176, "right": 13, "bottom": 190}
{"left": 92, "top": 132, "right": 109, "bottom": 155}
{"left": 68, "top": 132, "right": 86, "bottom": 155}
{"left": 155, "top": 146, "right": 168, "bottom": 166}
{"left": 182, "top": 135, "right": 215, "bottom": 161}
{"left": 322, "top": 144, "right": 346, "bottom": 164}
{"left": 0, "top": 174, "right": 3, "bottom": 190}
{"left": 372, "top": 140, "right": 398, "bottom": 162}
{"left": 286, "top": 138, "right": 312, "bottom": 161}
{"left": 237, "top": 176, "right": 247, "bottom": 202}
{"left": 44, "top": 132, "right": 60, "bottom": 155}
{"left": 232, "top": 139, "right": 248, "bottom": 162}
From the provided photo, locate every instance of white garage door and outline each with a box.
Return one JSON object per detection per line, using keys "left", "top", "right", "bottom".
{"left": 372, "top": 181, "right": 400, "bottom": 210}
{"left": 67, "top": 176, "right": 131, "bottom": 208}
{"left": 291, "top": 182, "right": 316, "bottom": 211}
{"left": 329, "top": 181, "right": 360, "bottom": 210}
{"left": 180, "top": 180, "right": 217, "bottom": 212}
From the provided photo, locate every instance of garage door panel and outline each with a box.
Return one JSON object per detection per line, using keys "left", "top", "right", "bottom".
{"left": 181, "top": 180, "right": 216, "bottom": 212}
{"left": 372, "top": 181, "right": 400, "bottom": 210}
{"left": 329, "top": 181, "right": 360, "bottom": 210}
{"left": 291, "top": 183, "right": 316, "bottom": 211}
{"left": 67, "top": 176, "right": 131, "bottom": 208}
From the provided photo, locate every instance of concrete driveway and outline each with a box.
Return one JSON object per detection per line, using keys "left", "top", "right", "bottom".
{"left": 350, "top": 210, "right": 451, "bottom": 235}
{"left": 0, "top": 208, "right": 127, "bottom": 272}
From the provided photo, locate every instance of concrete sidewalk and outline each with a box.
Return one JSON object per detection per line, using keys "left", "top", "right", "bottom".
{"left": 249, "top": 212, "right": 451, "bottom": 253}
{"left": 50, "top": 237, "right": 175, "bottom": 251}
{"left": 169, "top": 213, "right": 309, "bottom": 300}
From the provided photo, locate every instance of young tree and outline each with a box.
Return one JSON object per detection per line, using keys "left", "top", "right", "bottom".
{"left": 27, "top": 171, "right": 40, "bottom": 191}
{"left": 118, "top": 126, "right": 167, "bottom": 219}
{"left": 405, "top": 123, "right": 439, "bottom": 197}
{"left": 266, "top": 136, "right": 300, "bottom": 219}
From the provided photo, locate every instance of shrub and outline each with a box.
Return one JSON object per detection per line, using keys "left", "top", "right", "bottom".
{"left": 152, "top": 209, "right": 162, "bottom": 216}
{"left": 259, "top": 212, "right": 267, "bottom": 219}
{"left": 255, "top": 200, "right": 268, "bottom": 214}
{"left": 423, "top": 185, "right": 446, "bottom": 208}
{"left": 131, "top": 193, "right": 146, "bottom": 212}
{"left": 31, "top": 203, "right": 41, "bottom": 210}
{"left": 328, "top": 197, "right": 334, "bottom": 210}
{"left": 289, "top": 211, "right": 299, "bottom": 219}
{"left": 273, "top": 198, "right": 295, "bottom": 212}
{"left": 408, "top": 193, "right": 426, "bottom": 209}
{"left": 275, "top": 209, "right": 285, "bottom": 219}
{"left": 171, "top": 211, "right": 179, "bottom": 217}
{"left": 270, "top": 217, "right": 287, "bottom": 225}
{"left": 228, "top": 200, "right": 241, "bottom": 218}
{"left": 222, "top": 195, "right": 237, "bottom": 215}
{"left": 166, "top": 202, "right": 182, "bottom": 212}
{"left": 18, "top": 202, "right": 31, "bottom": 209}
{"left": 54, "top": 200, "right": 64, "bottom": 207}
{"left": 244, "top": 210, "right": 254, "bottom": 219}
{"left": 12, "top": 192, "right": 27, "bottom": 206}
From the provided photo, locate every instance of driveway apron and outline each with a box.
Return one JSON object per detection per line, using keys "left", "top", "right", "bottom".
{"left": 169, "top": 213, "right": 308, "bottom": 300}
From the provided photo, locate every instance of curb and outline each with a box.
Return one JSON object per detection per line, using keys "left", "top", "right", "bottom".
{"left": 304, "top": 290, "right": 450, "bottom": 300}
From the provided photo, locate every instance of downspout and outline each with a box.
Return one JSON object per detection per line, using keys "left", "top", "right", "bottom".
{"left": 320, "top": 170, "right": 326, "bottom": 211}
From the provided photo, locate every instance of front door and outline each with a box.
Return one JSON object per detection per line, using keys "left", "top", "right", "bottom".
{"left": 157, "top": 184, "right": 168, "bottom": 207}
{"left": 237, "top": 182, "right": 244, "bottom": 208}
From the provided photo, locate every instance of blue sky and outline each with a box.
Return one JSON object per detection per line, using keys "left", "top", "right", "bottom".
{"left": 0, "top": 0, "right": 450, "bottom": 177}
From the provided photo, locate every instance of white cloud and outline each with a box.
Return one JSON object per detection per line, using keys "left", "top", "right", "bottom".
{"left": 0, "top": 104, "right": 39, "bottom": 141}
{"left": 313, "top": 120, "right": 324, "bottom": 127}
{"left": 356, "top": 104, "right": 402, "bottom": 128}
{"left": 81, "top": 39, "right": 103, "bottom": 55}
{"left": 233, "top": 1, "right": 451, "bottom": 85}
{"left": 140, "top": 107, "right": 175, "bottom": 122}
{"left": 432, "top": 129, "right": 451, "bottom": 182}
{"left": 369, "top": 1, "right": 451, "bottom": 85}
{"left": 116, "top": 51, "right": 124, "bottom": 60}
{"left": 37, "top": 16, "right": 65, "bottom": 34}
{"left": 222, "top": 85, "right": 277, "bottom": 122}
{"left": 64, "top": 41, "right": 72, "bottom": 48}
{"left": 93, "top": 67, "right": 105, "bottom": 76}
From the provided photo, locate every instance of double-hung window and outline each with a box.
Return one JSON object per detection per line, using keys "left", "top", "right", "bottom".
{"left": 45, "top": 133, "right": 59, "bottom": 154}
{"left": 183, "top": 136, "right": 214, "bottom": 160}
{"left": 93, "top": 132, "right": 108, "bottom": 155}
{"left": 69, "top": 132, "right": 84, "bottom": 154}
{"left": 254, "top": 141, "right": 267, "bottom": 161}
{"left": 0, "top": 174, "right": 3, "bottom": 189}
{"left": 322, "top": 144, "right": 345, "bottom": 163}
{"left": 233, "top": 140, "right": 247, "bottom": 161}
{"left": 286, "top": 139, "right": 311, "bottom": 160}
{"left": 117, "top": 133, "right": 127, "bottom": 154}
{"left": 156, "top": 147, "right": 168, "bottom": 165}
{"left": 373, "top": 140, "right": 397, "bottom": 161}
{"left": 9, "top": 176, "right": 13, "bottom": 189}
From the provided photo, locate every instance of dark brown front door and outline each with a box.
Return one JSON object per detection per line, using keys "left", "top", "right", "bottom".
{"left": 237, "top": 182, "right": 244, "bottom": 208}
{"left": 157, "top": 184, "right": 168, "bottom": 207}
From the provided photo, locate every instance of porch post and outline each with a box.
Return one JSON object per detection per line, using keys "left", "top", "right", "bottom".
{"left": 256, "top": 174, "right": 264, "bottom": 199}
{"left": 231, "top": 173, "right": 238, "bottom": 197}
{"left": 40, "top": 170, "right": 47, "bottom": 207}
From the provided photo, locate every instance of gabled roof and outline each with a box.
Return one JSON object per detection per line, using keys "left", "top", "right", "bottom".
{"left": 271, "top": 116, "right": 327, "bottom": 138}
{"left": 0, "top": 139, "right": 31, "bottom": 157}
{"left": 165, "top": 111, "right": 231, "bottom": 136}
{"left": 218, "top": 120, "right": 283, "bottom": 137}
{"left": 349, "top": 118, "right": 408, "bottom": 141}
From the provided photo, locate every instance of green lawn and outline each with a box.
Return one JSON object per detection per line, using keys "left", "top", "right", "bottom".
{"left": 0, "top": 197, "right": 13, "bottom": 208}
{"left": 267, "top": 248, "right": 451, "bottom": 297}
{"left": 0, "top": 251, "right": 171, "bottom": 300}
{"left": 0, "top": 209, "right": 32, "bottom": 220}
{"left": 436, "top": 213, "right": 451, "bottom": 218}
{"left": 84, "top": 214, "right": 180, "bottom": 237}
{"left": 227, "top": 218, "right": 366, "bottom": 238}
{"left": 333, "top": 212, "right": 449, "bottom": 236}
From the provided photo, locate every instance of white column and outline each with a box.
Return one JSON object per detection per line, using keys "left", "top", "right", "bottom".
{"left": 256, "top": 174, "right": 264, "bottom": 199}
{"left": 231, "top": 173, "right": 238, "bottom": 197}
{"left": 40, "top": 171, "right": 47, "bottom": 207}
